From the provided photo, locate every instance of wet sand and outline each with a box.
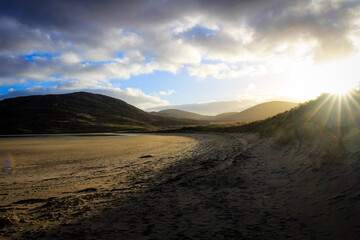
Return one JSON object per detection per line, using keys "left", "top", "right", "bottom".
{"left": 1, "top": 133, "right": 359, "bottom": 239}
{"left": 0, "top": 134, "right": 197, "bottom": 206}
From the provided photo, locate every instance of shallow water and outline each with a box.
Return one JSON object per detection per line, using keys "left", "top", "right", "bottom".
{"left": 0, "top": 133, "right": 138, "bottom": 138}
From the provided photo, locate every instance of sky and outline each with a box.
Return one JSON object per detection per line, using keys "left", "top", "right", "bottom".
{"left": 0, "top": 0, "right": 359, "bottom": 115}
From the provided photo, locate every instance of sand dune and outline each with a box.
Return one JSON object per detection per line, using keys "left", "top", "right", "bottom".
{"left": 0, "top": 133, "right": 359, "bottom": 239}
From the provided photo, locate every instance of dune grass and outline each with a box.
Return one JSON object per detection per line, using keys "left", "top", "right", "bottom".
{"left": 173, "top": 90, "right": 360, "bottom": 164}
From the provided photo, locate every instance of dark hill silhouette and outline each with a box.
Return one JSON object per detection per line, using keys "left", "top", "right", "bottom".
{"left": 0, "top": 92, "right": 205, "bottom": 134}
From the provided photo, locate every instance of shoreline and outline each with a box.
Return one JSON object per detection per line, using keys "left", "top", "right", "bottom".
{"left": 0, "top": 133, "right": 140, "bottom": 138}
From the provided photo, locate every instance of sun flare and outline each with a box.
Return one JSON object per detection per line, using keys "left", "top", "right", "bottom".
{"left": 285, "top": 55, "right": 360, "bottom": 100}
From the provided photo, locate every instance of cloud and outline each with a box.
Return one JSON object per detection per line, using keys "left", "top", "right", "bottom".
{"left": 187, "top": 57, "right": 291, "bottom": 79}
{"left": 187, "top": 63, "right": 266, "bottom": 79}
{"left": 247, "top": 83, "right": 255, "bottom": 92}
{"left": 93, "top": 87, "right": 169, "bottom": 109}
{"left": 0, "top": 54, "right": 161, "bottom": 86}
{"left": 159, "top": 90, "right": 175, "bottom": 96}
{"left": 60, "top": 52, "right": 81, "bottom": 64}
{"left": 0, "top": 0, "right": 359, "bottom": 88}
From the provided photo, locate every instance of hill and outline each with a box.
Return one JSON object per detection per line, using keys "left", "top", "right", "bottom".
{"left": 213, "top": 101, "right": 299, "bottom": 122}
{"left": 0, "top": 92, "right": 205, "bottom": 134}
{"left": 236, "top": 91, "right": 360, "bottom": 160}
{"left": 152, "top": 101, "right": 298, "bottom": 123}
{"left": 150, "top": 109, "right": 212, "bottom": 121}
{"left": 237, "top": 92, "right": 360, "bottom": 136}
{"left": 177, "top": 91, "right": 360, "bottom": 162}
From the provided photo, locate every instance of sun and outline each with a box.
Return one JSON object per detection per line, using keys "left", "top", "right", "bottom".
{"left": 317, "top": 58, "right": 358, "bottom": 95}
{"left": 285, "top": 55, "right": 359, "bottom": 100}
{"left": 329, "top": 87, "right": 352, "bottom": 96}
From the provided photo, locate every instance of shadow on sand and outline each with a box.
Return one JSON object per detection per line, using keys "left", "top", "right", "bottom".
{"left": 11, "top": 133, "right": 360, "bottom": 240}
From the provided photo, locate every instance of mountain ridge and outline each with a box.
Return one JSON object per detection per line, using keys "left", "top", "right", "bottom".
{"left": 151, "top": 101, "right": 299, "bottom": 122}
{"left": 213, "top": 101, "right": 299, "bottom": 122}
{"left": 0, "top": 92, "right": 300, "bottom": 134}
{"left": 0, "top": 92, "right": 205, "bottom": 134}
{"left": 150, "top": 109, "right": 212, "bottom": 121}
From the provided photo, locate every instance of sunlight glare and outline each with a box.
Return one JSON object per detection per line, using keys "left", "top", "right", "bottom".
{"left": 286, "top": 55, "right": 360, "bottom": 100}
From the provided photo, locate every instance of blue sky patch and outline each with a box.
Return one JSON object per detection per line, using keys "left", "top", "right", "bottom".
{"left": 180, "top": 25, "right": 216, "bottom": 39}
{"left": 24, "top": 53, "right": 58, "bottom": 62}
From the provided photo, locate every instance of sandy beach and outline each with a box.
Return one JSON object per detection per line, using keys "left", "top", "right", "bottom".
{"left": 1, "top": 133, "right": 359, "bottom": 239}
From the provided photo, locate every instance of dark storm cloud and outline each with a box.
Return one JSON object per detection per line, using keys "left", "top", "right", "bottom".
{"left": 243, "top": 0, "right": 358, "bottom": 62}
{"left": 1, "top": 0, "right": 358, "bottom": 59}
{"left": 0, "top": 55, "right": 28, "bottom": 78}
{"left": 171, "top": 0, "right": 360, "bottom": 62}
{"left": 0, "top": 0, "right": 180, "bottom": 31}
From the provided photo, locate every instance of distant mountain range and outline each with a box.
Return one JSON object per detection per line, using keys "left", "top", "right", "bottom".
{"left": 0, "top": 92, "right": 298, "bottom": 134}
{"left": 150, "top": 109, "right": 212, "bottom": 121}
{"left": 151, "top": 101, "right": 299, "bottom": 122}
{"left": 0, "top": 92, "right": 204, "bottom": 134}
{"left": 171, "top": 91, "right": 360, "bottom": 158}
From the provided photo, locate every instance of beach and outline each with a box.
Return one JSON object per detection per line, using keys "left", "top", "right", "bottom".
{"left": 1, "top": 133, "right": 359, "bottom": 239}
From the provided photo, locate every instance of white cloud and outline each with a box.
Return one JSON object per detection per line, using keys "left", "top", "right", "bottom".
{"left": 93, "top": 87, "right": 169, "bottom": 109}
{"left": 60, "top": 52, "right": 81, "bottom": 64}
{"left": 247, "top": 83, "right": 255, "bottom": 91}
{"left": 0, "top": 0, "right": 359, "bottom": 101}
{"left": 187, "top": 62, "right": 269, "bottom": 79}
{"left": 159, "top": 90, "right": 175, "bottom": 96}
